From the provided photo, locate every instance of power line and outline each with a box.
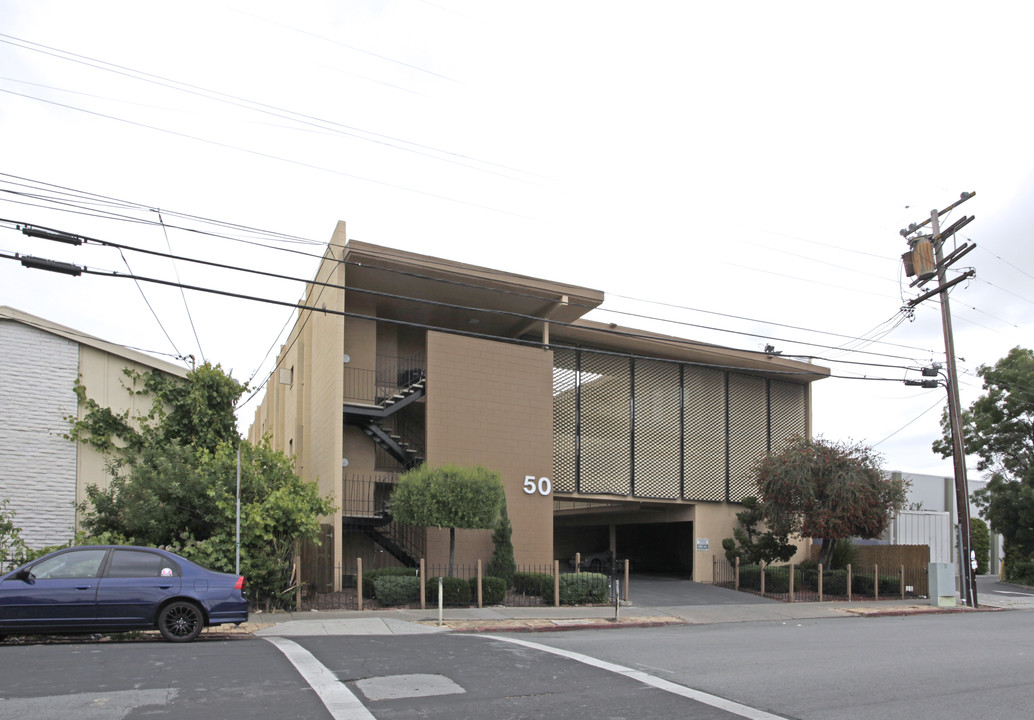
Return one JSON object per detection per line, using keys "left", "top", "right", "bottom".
{"left": 0, "top": 174, "right": 1003, "bottom": 366}
{"left": 0, "top": 87, "right": 532, "bottom": 220}
{"left": 5, "top": 248, "right": 908, "bottom": 382}
{"left": 6, "top": 218, "right": 928, "bottom": 375}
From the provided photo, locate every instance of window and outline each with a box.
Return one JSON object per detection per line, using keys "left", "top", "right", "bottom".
{"left": 31, "top": 549, "right": 108, "bottom": 579}
{"left": 106, "top": 550, "right": 179, "bottom": 578}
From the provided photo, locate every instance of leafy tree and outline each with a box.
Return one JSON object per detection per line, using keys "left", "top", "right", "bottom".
{"left": 389, "top": 464, "right": 505, "bottom": 577}
{"left": 934, "top": 347, "right": 1034, "bottom": 579}
{"left": 70, "top": 363, "right": 333, "bottom": 609}
{"left": 0, "top": 498, "right": 28, "bottom": 564}
{"left": 721, "top": 496, "right": 796, "bottom": 566}
{"left": 970, "top": 517, "right": 990, "bottom": 575}
{"left": 755, "top": 437, "right": 907, "bottom": 568}
{"left": 487, "top": 502, "right": 517, "bottom": 587}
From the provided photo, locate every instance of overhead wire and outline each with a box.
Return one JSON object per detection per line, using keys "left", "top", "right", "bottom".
{"left": 7, "top": 174, "right": 1025, "bottom": 376}
{"left": 0, "top": 87, "right": 532, "bottom": 220}
{"left": 0, "top": 33, "right": 542, "bottom": 183}
{"left": 2, "top": 248, "right": 911, "bottom": 383}
{"left": 4, "top": 217, "right": 930, "bottom": 375}
{"left": 157, "top": 211, "right": 205, "bottom": 363}
{"left": 0, "top": 174, "right": 1001, "bottom": 367}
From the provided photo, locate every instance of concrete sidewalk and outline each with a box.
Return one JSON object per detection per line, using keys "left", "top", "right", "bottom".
{"left": 245, "top": 574, "right": 1032, "bottom": 638}
{"left": 251, "top": 594, "right": 1004, "bottom": 638}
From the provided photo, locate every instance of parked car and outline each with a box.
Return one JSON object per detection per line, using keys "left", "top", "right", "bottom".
{"left": 0, "top": 545, "right": 248, "bottom": 642}
{"left": 570, "top": 551, "right": 615, "bottom": 572}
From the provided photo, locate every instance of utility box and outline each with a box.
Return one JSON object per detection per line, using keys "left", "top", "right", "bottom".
{"left": 929, "top": 562, "right": 956, "bottom": 607}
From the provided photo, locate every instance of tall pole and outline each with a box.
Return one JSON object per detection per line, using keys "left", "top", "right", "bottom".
{"left": 236, "top": 445, "right": 241, "bottom": 576}
{"left": 929, "top": 209, "right": 978, "bottom": 608}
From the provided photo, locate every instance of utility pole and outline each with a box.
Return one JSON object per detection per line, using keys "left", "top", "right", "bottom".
{"left": 900, "top": 191, "right": 978, "bottom": 608}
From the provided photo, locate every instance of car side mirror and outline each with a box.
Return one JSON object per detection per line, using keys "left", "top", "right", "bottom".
{"left": 14, "top": 569, "right": 34, "bottom": 583}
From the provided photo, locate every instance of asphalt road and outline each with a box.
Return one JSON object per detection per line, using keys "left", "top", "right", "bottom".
{"left": 3, "top": 606, "right": 1033, "bottom": 719}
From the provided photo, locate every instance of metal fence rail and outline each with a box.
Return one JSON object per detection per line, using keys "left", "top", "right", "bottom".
{"left": 299, "top": 559, "right": 630, "bottom": 611}
{"left": 713, "top": 556, "right": 932, "bottom": 602}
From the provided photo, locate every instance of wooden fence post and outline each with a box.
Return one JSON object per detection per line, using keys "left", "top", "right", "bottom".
{"left": 294, "top": 539, "right": 302, "bottom": 611}
{"left": 818, "top": 563, "right": 824, "bottom": 602}
{"left": 735, "top": 556, "right": 740, "bottom": 591}
{"left": 420, "top": 558, "right": 426, "bottom": 610}
{"left": 357, "top": 557, "right": 363, "bottom": 611}
{"left": 847, "top": 563, "right": 852, "bottom": 601}
{"left": 900, "top": 564, "right": 905, "bottom": 600}
{"left": 553, "top": 560, "right": 560, "bottom": 608}
{"left": 760, "top": 561, "right": 766, "bottom": 596}
{"left": 789, "top": 563, "right": 795, "bottom": 603}
{"left": 874, "top": 564, "right": 879, "bottom": 600}
{"left": 477, "top": 559, "right": 483, "bottom": 608}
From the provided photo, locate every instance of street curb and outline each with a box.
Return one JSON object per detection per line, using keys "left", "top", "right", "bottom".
{"left": 426, "top": 619, "right": 688, "bottom": 634}
{"left": 843, "top": 605, "right": 1007, "bottom": 618}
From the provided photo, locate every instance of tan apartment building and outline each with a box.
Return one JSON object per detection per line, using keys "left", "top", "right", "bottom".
{"left": 248, "top": 223, "right": 828, "bottom": 587}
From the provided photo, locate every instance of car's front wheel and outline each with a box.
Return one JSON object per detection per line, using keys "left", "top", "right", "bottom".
{"left": 158, "top": 601, "right": 203, "bottom": 642}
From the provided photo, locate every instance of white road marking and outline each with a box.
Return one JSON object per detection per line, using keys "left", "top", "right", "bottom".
{"left": 482, "top": 634, "right": 791, "bottom": 720}
{"left": 265, "top": 636, "right": 376, "bottom": 720}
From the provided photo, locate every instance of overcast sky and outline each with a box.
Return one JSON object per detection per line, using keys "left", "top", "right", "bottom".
{"left": 1, "top": 1, "right": 1032, "bottom": 482}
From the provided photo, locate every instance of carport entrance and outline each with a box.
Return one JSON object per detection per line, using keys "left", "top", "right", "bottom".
{"left": 554, "top": 508, "right": 695, "bottom": 576}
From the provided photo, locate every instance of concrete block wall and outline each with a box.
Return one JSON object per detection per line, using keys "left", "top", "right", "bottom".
{"left": 0, "top": 320, "right": 78, "bottom": 550}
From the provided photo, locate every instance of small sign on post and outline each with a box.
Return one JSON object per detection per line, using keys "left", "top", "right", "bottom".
{"left": 696, "top": 538, "right": 709, "bottom": 551}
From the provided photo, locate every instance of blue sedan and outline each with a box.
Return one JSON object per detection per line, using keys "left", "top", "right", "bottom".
{"left": 0, "top": 545, "right": 248, "bottom": 642}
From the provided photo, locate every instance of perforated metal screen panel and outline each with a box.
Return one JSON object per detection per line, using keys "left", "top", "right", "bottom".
{"left": 579, "top": 353, "right": 631, "bottom": 495}
{"left": 770, "top": 380, "right": 807, "bottom": 453}
{"left": 728, "top": 373, "right": 768, "bottom": 502}
{"left": 633, "top": 359, "right": 681, "bottom": 499}
{"left": 552, "top": 350, "right": 810, "bottom": 504}
{"left": 552, "top": 348, "right": 578, "bottom": 493}
{"left": 683, "top": 366, "right": 727, "bottom": 501}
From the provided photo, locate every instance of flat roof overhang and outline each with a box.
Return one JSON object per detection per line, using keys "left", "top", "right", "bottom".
{"left": 341, "top": 240, "right": 604, "bottom": 340}
{"left": 551, "top": 319, "right": 829, "bottom": 384}
{"left": 336, "top": 239, "right": 828, "bottom": 385}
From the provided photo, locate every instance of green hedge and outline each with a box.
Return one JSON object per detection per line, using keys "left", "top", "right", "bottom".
{"left": 426, "top": 576, "right": 472, "bottom": 605}
{"left": 373, "top": 575, "right": 421, "bottom": 606}
{"left": 363, "top": 566, "right": 419, "bottom": 599}
{"left": 823, "top": 569, "right": 849, "bottom": 595}
{"left": 737, "top": 565, "right": 802, "bottom": 594}
{"left": 543, "top": 573, "right": 609, "bottom": 605}
{"left": 470, "top": 576, "right": 506, "bottom": 605}
{"left": 514, "top": 571, "right": 554, "bottom": 596}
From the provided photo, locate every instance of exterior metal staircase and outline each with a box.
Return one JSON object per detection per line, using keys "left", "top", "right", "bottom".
{"left": 343, "top": 370, "right": 426, "bottom": 469}
{"left": 341, "top": 475, "right": 424, "bottom": 567}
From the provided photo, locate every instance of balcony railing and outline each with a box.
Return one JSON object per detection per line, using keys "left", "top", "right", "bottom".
{"left": 343, "top": 351, "right": 426, "bottom": 406}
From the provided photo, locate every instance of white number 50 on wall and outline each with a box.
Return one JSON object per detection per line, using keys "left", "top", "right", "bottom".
{"left": 523, "top": 475, "right": 552, "bottom": 496}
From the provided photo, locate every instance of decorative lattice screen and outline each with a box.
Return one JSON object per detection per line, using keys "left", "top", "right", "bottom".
{"left": 770, "top": 380, "right": 806, "bottom": 454}
{"left": 728, "top": 373, "right": 768, "bottom": 502}
{"left": 551, "top": 348, "right": 578, "bottom": 493}
{"left": 683, "top": 366, "right": 727, "bottom": 501}
{"left": 633, "top": 359, "right": 681, "bottom": 498}
{"left": 578, "top": 352, "right": 631, "bottom": 495}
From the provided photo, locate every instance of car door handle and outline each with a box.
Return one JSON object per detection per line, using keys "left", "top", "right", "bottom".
{"left": 158, "top": 585, "right": 172, "bottom": 590}
{"left": 75, "top": 585, "right": 92, "bottom": 590}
